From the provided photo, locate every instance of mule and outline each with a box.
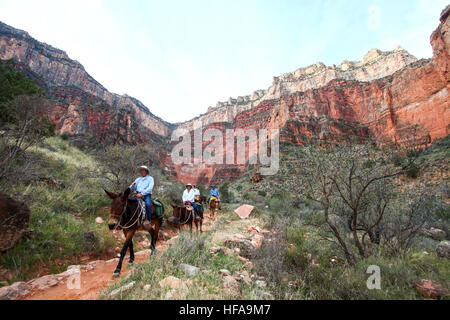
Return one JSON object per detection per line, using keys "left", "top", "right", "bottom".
{"left": 105, "top": 188, "right": 163, "bottom": 277}
{"left": 170, "top": 204, "right": 203, "bottom": 233}
{"left": 209, "top": 198, "right": 220, "bottom": 218}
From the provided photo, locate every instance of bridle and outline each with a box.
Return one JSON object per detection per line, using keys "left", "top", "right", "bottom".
{"left": 111, "top": 199, "right": 142, "bottom": 230}
{"left": 178, "top": 206, "right": 193, "bottom": 225}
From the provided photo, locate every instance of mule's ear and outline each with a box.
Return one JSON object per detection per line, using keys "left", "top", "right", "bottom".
{"left": 122, "top": 188, "right": 131, "bottom": 199}
{"left": 104, "top": 190, "right": 118, "bottom": 199}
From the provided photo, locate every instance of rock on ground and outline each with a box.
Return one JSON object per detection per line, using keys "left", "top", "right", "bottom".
{"left": 109, "top": 281, "right": 136, "bottom": 298}
{"left": 28, "top": 275, "right": 59, "bottom": 291}
{"left": 420, "top": 227, "right": 447, "bottom": 241}
{"left": 0, "top": 282, "right": 30, "bottom": 300}
{"left": 224, "top": 238, "right": 256, "bottom": 258}
{"left": 436, "top": 240, "right": 450, "bottom": 259}
{"left": 143, "top": 284, "right": 152, "bottom": 292}
{"left": 95, "top": 217, "right": 104, "bottom": 224}
{"left": 180, "top": 264, "right": 200, "bottom": 276}
{"left": 413, "top": 279, "right": 449, "bottom": 299}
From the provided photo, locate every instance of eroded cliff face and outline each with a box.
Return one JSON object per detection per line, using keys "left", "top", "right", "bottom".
{"left": 0, "top": 21, "right": 170, "bottom": 139}
{"left": 0, "top": 6, "right": 449, "bottom": 186}
{"left": 172, "top": 6, "right": 449, "bottom": 184}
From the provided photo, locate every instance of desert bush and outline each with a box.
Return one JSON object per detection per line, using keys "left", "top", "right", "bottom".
{"left": 0, "top": 95, "right": 55, "bottom": 183}
{"left": 296, "top": 144, "right": 430, "bottom": 265}
{"left": 219, "top": 182, "right": 232, "bottom": 202}
{"left": 97, "top": 144, "right": 161, "bottom": 192}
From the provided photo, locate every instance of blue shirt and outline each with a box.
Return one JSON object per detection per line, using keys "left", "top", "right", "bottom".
{"left": 210, "top": 188, "right": 219, "bottom": 198}
{"left": 130, "top": 175, "right": 154, "bottom": 196}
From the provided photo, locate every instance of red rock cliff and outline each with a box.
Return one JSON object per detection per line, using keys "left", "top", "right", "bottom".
{"left": 171, "top": 6, "right": 449, "bottom": 184}
{"left": 0, "top": 21, "right": 171, "bottom": 139}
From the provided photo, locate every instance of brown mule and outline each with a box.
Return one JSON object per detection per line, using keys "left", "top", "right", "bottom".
{"left": 105, "top": 188, "right": 163, "bottom": 278}
{"left": 170, "top": 204, "right": 203, "bottom": 233}
{"left": 209, "top": 198, "right": 220, "bottom": 219}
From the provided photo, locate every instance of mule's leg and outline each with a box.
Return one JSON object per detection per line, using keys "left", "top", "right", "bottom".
{"left": 113, "top": 240, "right": 129, "bottom": 277}
{"left": 113, "top": 229, "right": 135, "bottom": 277}
{"left": 151, "top": 219, "right": 161, "bottom": 251}
{"left": 128, "top": 240, "right": 135, "bottom": 266}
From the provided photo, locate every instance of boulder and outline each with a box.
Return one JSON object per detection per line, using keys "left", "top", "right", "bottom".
{"left": 420, "top": 227, "right": 447, "bottom": 240}
{"left": 436, "top": 240, "right": 450, "bottom": 259}
{"left": 28, "top": 275, "right": 59, "bottom": 291}
{"left": 0, "top": 193, "right": 30, "bottom": 252}
{"left": 0, "top": 282, "right": 30, "bottom": 300}
{"left": 234, "top": 205, "right": 255, "bottom": 219}
{"left": 180, "top": 264, "right": 200, "bottom": 276}
{"left": 224, "top": 238, "right": 256, "bottom": 258}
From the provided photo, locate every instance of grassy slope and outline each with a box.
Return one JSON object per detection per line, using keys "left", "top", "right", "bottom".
{"left": 0, "top": 137, "right": 116, "bottom": 283}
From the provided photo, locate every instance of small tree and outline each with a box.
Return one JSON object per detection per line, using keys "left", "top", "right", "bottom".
{"left": 298, "top": 143, "right": 432, "bottom": 265}
{"left": 0, "top": 94, "right": 54, "bottom": 182}
{"left": 97, "top": 144, "right": 160, "bottom": 191}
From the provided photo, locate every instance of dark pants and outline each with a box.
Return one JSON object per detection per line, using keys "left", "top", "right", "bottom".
{"left": 189, "top": 201, "right": 200, "bottom": 216}
{"left": 144, "top": 194, "right": 152, "bottom": 220}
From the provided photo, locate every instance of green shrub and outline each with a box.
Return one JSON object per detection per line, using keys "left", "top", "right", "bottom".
{"left": 258, "top": 190, "right": 267, "bottom": 197}
{"left": 405, "top": 163, "right": 420, "bottom": 179}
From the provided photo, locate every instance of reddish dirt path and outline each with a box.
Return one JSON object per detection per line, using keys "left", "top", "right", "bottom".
{"left": 21, "top": 213, "right": 217, "bottom": 300}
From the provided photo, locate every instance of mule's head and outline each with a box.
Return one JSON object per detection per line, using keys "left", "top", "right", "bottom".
{"left": 167, "top": 204, "right": 181, "bottom": 227}
{"left": 170, "top": 204, "right": 181, "bottom": 219}
{"left": 104, "top": 188, "right": 131, "bottom": 230}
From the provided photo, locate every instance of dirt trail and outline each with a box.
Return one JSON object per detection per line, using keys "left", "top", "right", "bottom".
{"left": 22, "top": 213, "right": 217, "bottom": 300}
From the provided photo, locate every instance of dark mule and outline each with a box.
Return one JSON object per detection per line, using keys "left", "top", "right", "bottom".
{"left": 198, "top": 195, "right": 207, "bottom": 204}
{"left": 105, "top": 188, "right": 163, "bottom": 277}
{"left": 170, "top": 204, "right": 203, "bottom": 233}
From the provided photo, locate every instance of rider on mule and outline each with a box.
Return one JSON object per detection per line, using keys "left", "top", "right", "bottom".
{"left": 182, "top": 183, "right": 201, "bottom": 220}
{"left": 209, "top": 186, "right": 221, "bottom": 209}
{"left": 130, "top": 165, "right": 154, "bottom": 228}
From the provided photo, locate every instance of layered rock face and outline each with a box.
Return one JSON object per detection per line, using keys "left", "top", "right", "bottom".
{"left": 0, "top": 6, "right": 449, "bottom": 185}
{"left": 174, "top": 6, "right": 449, "bottom": 184}
{"left": 0, "top": 21, "right": 171, "bottom": 140}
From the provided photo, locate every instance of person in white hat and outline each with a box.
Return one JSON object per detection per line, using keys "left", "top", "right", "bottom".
{"left": 182, "top": 183, "right": 201, "bottom": 219}
{"left": 130, "top": 166, "right": 154, "bottom": 226}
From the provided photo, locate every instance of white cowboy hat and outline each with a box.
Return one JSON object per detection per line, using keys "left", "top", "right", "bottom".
{"left": 186, "top": 183, "right": 193, "bottom": 187}
{"left": 139, "top": 165, "right": 150, "bottom": 172}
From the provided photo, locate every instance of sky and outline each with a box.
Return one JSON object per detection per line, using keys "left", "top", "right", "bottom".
{"left": 0, "top": 0, "right": 447, "bottom": 123}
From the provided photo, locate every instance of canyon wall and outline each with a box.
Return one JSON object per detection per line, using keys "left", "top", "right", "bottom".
{"left": 172, "top": 6, "right": 449, "bottom": 184}
{"left": 0, "top": 5, "right": 448, "bottom": 185}
{"left": 0, "top": 21, "right": 171, "bottom": 139}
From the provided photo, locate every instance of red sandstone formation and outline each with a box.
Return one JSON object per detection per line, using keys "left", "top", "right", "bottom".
{"left": 0, "top": 6, "right": 448, "bottom": 185}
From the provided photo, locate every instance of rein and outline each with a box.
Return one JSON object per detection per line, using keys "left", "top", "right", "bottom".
{"left": 114, "top": 200, "right": 142, "bottom": 230}
{"left": 178, "top": 206, "right": 193, "bottom": 225}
